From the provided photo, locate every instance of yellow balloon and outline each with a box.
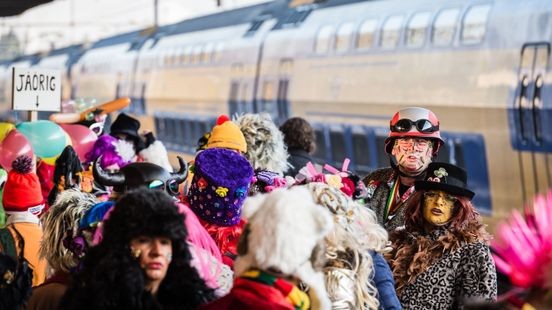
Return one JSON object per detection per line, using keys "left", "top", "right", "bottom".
{"left": 41, "top": 155, "right": 59, "bottom": 165}
{"left": 0, "top": 122, "right": 15, "bottom": 143}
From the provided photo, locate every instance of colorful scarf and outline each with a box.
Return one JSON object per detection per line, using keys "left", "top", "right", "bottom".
{"left": 241, "top": 269, "right": 310, "bottom": 310}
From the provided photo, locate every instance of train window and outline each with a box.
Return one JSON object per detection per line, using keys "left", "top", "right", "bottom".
{"left": 313, "top": 128, "right": 327, "bottom": 162}
{"left": 406, "top": 12, "right": 431, "bottom": 48}
{"left": 461, "top": 4, "right": 491, "bottom": 45}
{"left": 261, "top": 81, "right": 275, "bottom": 102}
{"left": 182, "top": 46, "right": 192, "bottom": 64}
{"left": 380, "top": 15, "right": 404, "bottom": 49}
{"left": 352, "top": 132, "right": 371, "bottom": 175}
{"left": 191, "top": 46, "right": 202, "bottom": 64}
{"left": 213, "top": 42, "right": 224, "bottom": 62}
{"left": 375, "top": 135, "right": 388, "bottom": 168}
{"left": 432, "top": 8, "right": 459, "bottom": 46}
{"left": 329, "top": 130, "right": 347, "bottom": 167}
{"left": 335, "top": 22, "right": 355, "bottom": 53}
{"left": 315, "top": 25, "right": 335, "bottom": 54}
{"left": 356, "top": 19, "right": 377, "bottom": 50}
{"left": 203, "top": 43, "right": 214, "bottom": 63}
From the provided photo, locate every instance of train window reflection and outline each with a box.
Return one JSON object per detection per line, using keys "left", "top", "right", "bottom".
{"left": 313, "top": 128, "right": 327, "bottom": 161}
{"left": 380, "top": 15, "right": 404, "bottom": 49}
{"left": 461, "top": 4, "right": 491, "bottom": 45}
{"left": 352, "top": 132, "right": 371, "bottom": 174}
{"left": 335, "top": 22, "right": 355, "bottom": 53}
{"left": 329, "top": 130, "right": 346, "bottom": 167}
{"left": 356, "top": 19, "right": 377, "bottom": 50}
{"left": 406, "top": 12, "right": 431, "bottom": 48}
{"left": 432, "top": 8, "right": 459, "bottom": 46}
{"left": 315, "top": 25, "right": 335, "bottom": 54}
{"left": 213, "top": 42, "right": 224, "bottom": 62}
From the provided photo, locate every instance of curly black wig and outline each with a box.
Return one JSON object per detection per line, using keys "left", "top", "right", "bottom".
{"left": 60, "top": 189, "right": 216, "bottom": 310}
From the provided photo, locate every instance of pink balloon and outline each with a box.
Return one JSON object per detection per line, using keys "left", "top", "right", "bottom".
{"left": 0, "top": 130, "right": 34, "bottom": 171}
{"left": 59, "top": 124, "right": 98, "bottom": 162}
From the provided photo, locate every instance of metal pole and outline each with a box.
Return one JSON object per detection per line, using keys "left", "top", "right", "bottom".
{"left": 154, "top": 0, "right": 159, "bottom": 27}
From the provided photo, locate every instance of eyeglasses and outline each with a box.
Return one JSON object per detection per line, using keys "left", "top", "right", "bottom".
{"left": 148, "top": 179, "right": 180, "bottom": 196}
{"left": 390, "top": 119, "right": 439, "bottom": 134}
{"left": 424, "top": 191, "right": 457, "bottom": 203}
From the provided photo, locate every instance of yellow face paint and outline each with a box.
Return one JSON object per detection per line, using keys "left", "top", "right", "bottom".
{"left": 422, "top": 190, "right": 457, "bottom": 226}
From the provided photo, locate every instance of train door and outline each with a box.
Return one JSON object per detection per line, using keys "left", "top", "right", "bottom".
{"left": 509, "top": 43, "right": 552, "bottom": 202}
{"left": 228, "top": 63, "right": 254, "bottom": 116}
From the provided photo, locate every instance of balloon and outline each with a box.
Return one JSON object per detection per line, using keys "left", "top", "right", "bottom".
{"left": 40, "top": 131, "right": 73, "bottom": 165}
{"left": 0, "top": 122, "right": 15, "bottom": 143}
{"left": 0, "top": 130, "right": 34, "bottom": 171}
{"left": 59, "top": 124, "right": 98, "bottom": 162}
{"left": 16, "top": 121, "right": 67, "bottom": 158}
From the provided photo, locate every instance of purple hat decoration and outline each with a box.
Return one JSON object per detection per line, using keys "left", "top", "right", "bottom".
{"left": 188, "top": 148, "right": 254, "bottom": 226}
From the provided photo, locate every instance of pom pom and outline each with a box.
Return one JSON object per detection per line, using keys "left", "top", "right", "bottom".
{"left": 216, "top": 115, "right": 230, "bottom": 125}
{"left": 12, "top": 155, "right": 33, "bottom": 174}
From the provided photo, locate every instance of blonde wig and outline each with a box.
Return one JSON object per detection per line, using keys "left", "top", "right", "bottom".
{"left": 40, "top": 189, "right": 98, "bottom": 274}
{"left": 306, "top": 183, "right": 389, "bottom": 310}
{"left": 234, "top": 113, "right": 290, "bottom": 175}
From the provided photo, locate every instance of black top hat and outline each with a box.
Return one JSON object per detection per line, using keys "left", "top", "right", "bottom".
{"left": 415, "top": 162, "right": 475, "bottom": 199}
{"left": 109, "top": 113, "right": 140, "bottom": 140}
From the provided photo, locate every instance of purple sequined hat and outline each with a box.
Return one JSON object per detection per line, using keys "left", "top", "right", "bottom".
{"left": 189, "top": 148, "right": 254, "bottom": 226}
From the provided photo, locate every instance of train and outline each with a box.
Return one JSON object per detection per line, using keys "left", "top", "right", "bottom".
{"left": 0, "top": 0, "right": 551, "bottom": 230}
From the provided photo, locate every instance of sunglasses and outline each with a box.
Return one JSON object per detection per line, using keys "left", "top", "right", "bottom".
{"left": 148, "top": 179, "right": 180, "bottom": 196}
{"left": 390, "top": 119, "right": 439, "bottom": 134}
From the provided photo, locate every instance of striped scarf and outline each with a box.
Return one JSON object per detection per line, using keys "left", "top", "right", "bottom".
{"left": 241, "top": 269, "right": 310, "bottom": 310}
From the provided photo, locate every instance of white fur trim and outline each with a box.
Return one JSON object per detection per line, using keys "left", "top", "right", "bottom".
{"left": 234, "top": 187, "right": 333, "bottom": 308}
{"left": 139, "top": 140, "right": 173, "bottom": 171}
{"left": 114, "top": 139, "right": 136, "bottom": 163}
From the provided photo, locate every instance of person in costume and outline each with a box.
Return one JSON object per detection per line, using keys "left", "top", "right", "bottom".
{"left": 0, "top": 155, "right": 47, "bottom": 287}
{"left": 90, "top": 155, "right": 232, "bottom": 295}
{"left": 235, "top": 112, "right": 290, "bottom": 172}
{"left": 306, "top": 182, "right": 400, "bottom": 309}
{"left": 28, "top": 189, "right": 98, "bottom": 310}
{"left": 202, "top": 186, "right": 334, "bottom": 310}
{"left": 386, "top": 162, "right": 497, "bottom": 309}
{"left": 60, "top": 189, "right": 216, "bottom": 310}
{"left": 187, "top": 147, "right": 254, "bottom": 268}
{"left": 109, "top": 112, "right": 172, "bottom": 171}
{"left": 362, "top": 107, "right": 444, "bottom": 232}
{"left": 47, "top": 146, "right": 86, "bottom": 206}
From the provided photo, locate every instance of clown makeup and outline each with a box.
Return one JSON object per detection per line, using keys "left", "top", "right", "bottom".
{"left": 392, "top": 137, "right": 433, "bottom": 176}
{"left": 129, "top": 236, "right": 173, "bottom": 295}
{"left": 422, "top": 190, "right": 457, "bottom": 226}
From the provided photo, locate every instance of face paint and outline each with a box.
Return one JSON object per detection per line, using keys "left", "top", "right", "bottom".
{"left": 129, "top": 236, "right": 172, "bottom": 287}
{"left": 422, "top": 190, "right": 457, "bottom": 226}
{"left": 392, "top": 138, "right": 433, "bottom": 176}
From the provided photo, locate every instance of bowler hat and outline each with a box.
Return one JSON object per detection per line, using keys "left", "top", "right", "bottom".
{"left": 415, "top": 162, "right": 475, "bottom": 199}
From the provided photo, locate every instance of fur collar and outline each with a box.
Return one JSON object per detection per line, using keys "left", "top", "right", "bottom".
{"left": 386, "top": 221, "right": 490, "bottom": 295}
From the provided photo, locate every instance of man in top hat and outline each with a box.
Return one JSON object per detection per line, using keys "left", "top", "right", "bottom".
{"left": 109, "top": 113, "right": 172, "bottom": 171}
{"left": 363, "top": 107, "right": 444, "bottom": 232}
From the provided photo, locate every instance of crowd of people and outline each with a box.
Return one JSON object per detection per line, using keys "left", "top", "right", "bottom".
{"left": 0, "top": 104, "right": 550, "bottom": 309}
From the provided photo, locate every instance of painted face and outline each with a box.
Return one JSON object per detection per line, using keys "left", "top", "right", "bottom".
{"left": 391, "top": 137, "right": 433, "bottom": 176}
{"left": 130, "top": 236, "right": 172, "bottom": 289}
{"left": 422, "top": 190, "right": 457, "bottom": 226}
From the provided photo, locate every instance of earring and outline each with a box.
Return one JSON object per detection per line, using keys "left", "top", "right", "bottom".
{"left": 131, "top": 248, "right": 141, "bottom": 259}
{"left": 166, "top": 253, "right": 172, "bottom": 262}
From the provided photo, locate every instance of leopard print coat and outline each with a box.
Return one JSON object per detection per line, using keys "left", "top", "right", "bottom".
{"left": 387, "top": 229, "right": 497, "bottom": 309}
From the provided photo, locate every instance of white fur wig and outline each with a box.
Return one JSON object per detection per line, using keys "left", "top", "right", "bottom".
{"left": 39, "top": 189, "right": 99, "bottom": 274}
{"left": 139, "top": 140, "right": 173, "bottom": 171}
{"left": 306, "top": 183, "right": 389, "bottom": 309}
{"left": 234, "top": 113, "right": 290, "bottom": 175}
{"left": 235, "top": 187, "right": 333, "bottom": 310}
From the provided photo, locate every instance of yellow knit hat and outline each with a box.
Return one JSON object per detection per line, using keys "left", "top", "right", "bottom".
{"left": 206, "top": 115, "right": 247, "bottom": 153}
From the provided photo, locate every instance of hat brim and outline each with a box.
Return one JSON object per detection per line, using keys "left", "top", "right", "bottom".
{"left": 415, "top": 181, "right": 475, "bottom": 200}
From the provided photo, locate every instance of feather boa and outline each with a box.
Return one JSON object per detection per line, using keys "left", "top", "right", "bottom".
{"left": 386, "top": 221, "right": 490, "bottom": 296}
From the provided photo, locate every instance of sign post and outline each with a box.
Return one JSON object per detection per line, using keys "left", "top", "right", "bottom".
{"left": 11, "top": 67, "right": 61, "bottom": 121}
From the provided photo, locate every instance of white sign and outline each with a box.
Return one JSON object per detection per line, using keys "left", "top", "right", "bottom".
{"left": 11, "top": 67, "right": 61, "bottom": 112}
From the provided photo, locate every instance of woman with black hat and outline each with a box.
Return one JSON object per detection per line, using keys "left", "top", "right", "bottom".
{"left": 385, "top": 162, "right": 497, "bottom": 309}
{"left": 60, "top": 189, "right": 216, "bottom": 310}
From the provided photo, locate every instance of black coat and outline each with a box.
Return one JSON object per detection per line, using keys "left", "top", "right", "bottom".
{"left": 285, "top": 149, "right": 315, "bottom": 177}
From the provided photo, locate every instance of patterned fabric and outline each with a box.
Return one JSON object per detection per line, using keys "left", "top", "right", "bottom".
{"left": 241, "top": 269, "right": 310, "bottom": 310}
{"left": 398, "top": 241, "right": 497, "bottom": 309}
{"left": 362, "top": 168, "right": 408, "bottom": 232}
